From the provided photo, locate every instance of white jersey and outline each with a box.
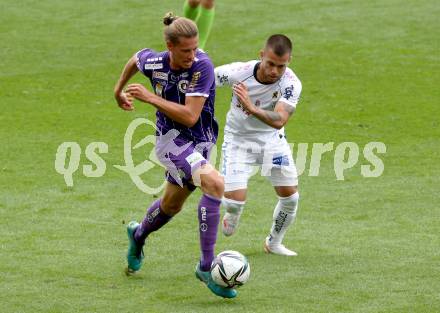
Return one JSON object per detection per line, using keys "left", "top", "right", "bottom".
{"left": 215, "top": 60, "right": 302, "bottom": 136}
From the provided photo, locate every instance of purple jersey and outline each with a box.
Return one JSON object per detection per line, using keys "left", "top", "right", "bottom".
{"left": 136, "top": 48, "right": 218, "bottom": 144}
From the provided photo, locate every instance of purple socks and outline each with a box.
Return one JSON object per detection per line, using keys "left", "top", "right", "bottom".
{"left": 198, "top": 194, "right": 221, "bottom": 271}
{"left": 133, "top": 194, "right": 221, "bottom": 272}
{"left": 134, "top": 199, "right": 172, "bottom": 245}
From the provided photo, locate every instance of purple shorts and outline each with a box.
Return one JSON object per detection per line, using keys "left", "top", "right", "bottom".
{"left": 155, "top": 133, "right": 214, "bottom": 191}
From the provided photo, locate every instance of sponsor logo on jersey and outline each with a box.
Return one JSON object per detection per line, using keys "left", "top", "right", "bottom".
{"left": 283, "top": 85, "right": 294, "bottom": 100}
{"left": 178, "top": 80, "right": 189, "bottom": 93}
{"left": 144, "top": 63, "right": 163, "bottom": 70}
{"left": 170, "top": 74, "right": 178, "bottom": 82}
{"left": 192, "top": 71, "right": 201, "bottom": 82}
{"left": 217, "top": 74, "right": 229, "bottom": 85}
{"left": 152, "top": 71, "right": 168, "bottom": 81}
{"left": 170, "top": 73, "right": 188, "bottom": 82}
{"left": 155, "top": 83, "right": 163, "bottom": 96}
{"left": 188, "top": 71, "right": 201, "bottom": 90}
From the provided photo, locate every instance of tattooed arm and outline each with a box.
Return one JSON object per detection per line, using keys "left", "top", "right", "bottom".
{"left": 253, "top": 102, "right": 295, "bottom": 129}
{"left": 233, "top": 82, "right": 295, "bottom": 129}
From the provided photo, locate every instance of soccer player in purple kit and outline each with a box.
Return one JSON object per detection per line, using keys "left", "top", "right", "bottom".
{"left": 113, "top": 13, "right": 236, "bottom": 298}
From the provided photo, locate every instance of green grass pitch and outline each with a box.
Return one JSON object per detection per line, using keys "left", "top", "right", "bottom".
{"left": 1, "top": 0, "right": 439, "bottom": 312}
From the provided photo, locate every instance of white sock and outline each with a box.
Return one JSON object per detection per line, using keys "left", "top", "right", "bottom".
{"left": 221, "top": 198, "right": 245, "bottom": 236}
{"left": 222, "top": 198, "right": 245, "bottom": 216}
{"left": 268, "top": 192, "right": 299, "bottom": 245}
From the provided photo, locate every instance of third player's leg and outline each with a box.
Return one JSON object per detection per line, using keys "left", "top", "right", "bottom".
{"left": 183, "top": 0, "right": 201, "bottom": 21}
{"left": 195, "top": 0, "right": 215, "bottom": 49}
{"left": 201, "top": 0, "right": 215, "bottom": 9}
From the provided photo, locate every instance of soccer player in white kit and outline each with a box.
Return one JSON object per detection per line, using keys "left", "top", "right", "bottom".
{"left": 215, "top": 34, "right": 302, "bottom": 256}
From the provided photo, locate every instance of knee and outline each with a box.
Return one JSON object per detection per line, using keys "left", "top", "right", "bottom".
{"left": 276, "top": 185, "right": 298, "bottom": 197}
{"left": 211, "top": 175, "right": 224, "bottom": 197}
{"left": 203, "top": 174, "right": 224, "bottom": 198}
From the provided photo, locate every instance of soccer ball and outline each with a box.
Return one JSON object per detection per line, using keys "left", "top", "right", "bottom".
{"left": 210, "top": 250, "right": 250, "bottom": 288}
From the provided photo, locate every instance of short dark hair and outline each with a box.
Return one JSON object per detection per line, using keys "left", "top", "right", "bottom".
{"left": 265, "top": 34, "right": 292, "bottom": 56}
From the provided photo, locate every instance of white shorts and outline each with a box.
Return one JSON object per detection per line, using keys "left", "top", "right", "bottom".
{"left": 220, "top": 131, "right": 298, "bottom": 192}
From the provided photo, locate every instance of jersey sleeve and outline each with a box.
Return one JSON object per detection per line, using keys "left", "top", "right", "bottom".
{"left": 135, "top": 48, "right": 156, "bottom": 78}
{"left": 214, "top": 62, "right": 245, "bottom": 87}
{"left": 186, "top": 59, "right": 215, "bottom": 98}
{"left": 278, "top": 70, "right": 302, "bottom": 108}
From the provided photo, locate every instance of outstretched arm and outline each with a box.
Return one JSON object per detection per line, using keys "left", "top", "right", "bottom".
{"left": 233, "top": 82, "right": 295, "bottom": 129}
{"left": 114, "top": 55, "right": 138, "bottom": 111}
